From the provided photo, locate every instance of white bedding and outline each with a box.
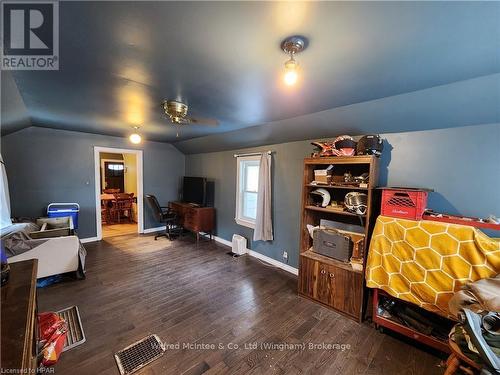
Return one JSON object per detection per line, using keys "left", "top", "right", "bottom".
{"left": 9, "top": 235, "right": 80, "bottom": 278}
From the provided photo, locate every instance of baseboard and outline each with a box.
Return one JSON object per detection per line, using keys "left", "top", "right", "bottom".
{"left": 80, "top": 236, "right": 99, "bottom": 243}
{"left": 247, "top": 249, "right": 299, "bottom": 275}
{"left": 143, "top": 226, "right": 166, "bottom": 234}
{"left": 208, "top": 233, "right": 232, "bottom": 247}
{"left": 207, "top": 233, "right": 298, "bottom": 276}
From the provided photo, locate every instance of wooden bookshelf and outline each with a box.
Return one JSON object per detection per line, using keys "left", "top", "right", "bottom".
{"left": 305, "top": 184, "right": 369, "bottom": 191}
{"left": 305, "top": 205, "right": 366, "bottom": 217}
{"left": 298, "top": 155, "right": 379, "bottom": 322}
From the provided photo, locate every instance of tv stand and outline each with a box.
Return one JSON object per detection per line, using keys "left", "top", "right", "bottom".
{"left": 170, "top": 202, "right": 215, "bottom": 243}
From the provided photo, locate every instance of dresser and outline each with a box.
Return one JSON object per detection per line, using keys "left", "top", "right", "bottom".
{"left": 1, "top": 259, "right": 38, "bottom": 372}
{"left": 170, "top": 201, "right": 215, "bottom": 242}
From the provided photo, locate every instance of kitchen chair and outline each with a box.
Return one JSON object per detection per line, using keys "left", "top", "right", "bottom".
{"left": 110, "top": 194, "right": 134, "bottom": 223}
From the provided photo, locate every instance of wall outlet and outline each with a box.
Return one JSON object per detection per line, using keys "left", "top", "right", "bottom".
{"left": 282, "top": 251, "right": 288, "bottom": 260}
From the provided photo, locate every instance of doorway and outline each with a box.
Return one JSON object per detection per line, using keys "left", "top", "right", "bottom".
{"left": 94, "top": 147, "right": 144, "bottom": 240}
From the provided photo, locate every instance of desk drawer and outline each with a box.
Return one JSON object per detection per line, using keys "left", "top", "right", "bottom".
{"left": 184, "top": 209, "right": 196, "bottom": 229}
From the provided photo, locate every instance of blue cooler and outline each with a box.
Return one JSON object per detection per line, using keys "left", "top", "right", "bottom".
{"left": 47, "top": 203, "right": 80, "bottom": 229}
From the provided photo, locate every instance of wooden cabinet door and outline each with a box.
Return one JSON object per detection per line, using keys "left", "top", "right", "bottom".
{"left": 330, "top": 265, "right": 363, "bottom": 318}
{"left": 316, "top": 264, "right": 334, "bottom": 306}
{"left": 300, "top": 257, "right": 336, "bottom": 308}
{"left": 299, "top": 256, "right": 318, "bottom": 299}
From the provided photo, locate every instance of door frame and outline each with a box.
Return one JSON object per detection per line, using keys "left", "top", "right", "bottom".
{"left": 94, "top": 146, "right": 144, "bottom": 240}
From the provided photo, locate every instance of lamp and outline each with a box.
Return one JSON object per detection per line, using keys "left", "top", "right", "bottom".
{"left": 284, "top": 55, "right": 299, "bottom": 86}
{"left": 129, "top": 126, "right": 142, "bottom": 144}
{"left": 281, "top": 35, "right": 307, "bottom": 86}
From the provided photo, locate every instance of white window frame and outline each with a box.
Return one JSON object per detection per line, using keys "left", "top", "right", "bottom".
{"left": 235, "top": 155, "right": 260, "bottom": 228}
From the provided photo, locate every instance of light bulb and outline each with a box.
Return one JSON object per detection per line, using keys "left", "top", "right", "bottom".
{"left": 284, "top": 70, "right": 298, "bottom": 86}
{"left": 129, "top": 132, "right": 141, "bottom": 144}
{"left": 283, "top": 56, "right": 299, "bottom": 86}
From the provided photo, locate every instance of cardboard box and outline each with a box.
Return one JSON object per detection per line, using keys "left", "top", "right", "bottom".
{"left": 314, "top": 165, "right": 334, "bottom": 184}
{"left": 30, "top": 217, "right": 74, "bottom": 239}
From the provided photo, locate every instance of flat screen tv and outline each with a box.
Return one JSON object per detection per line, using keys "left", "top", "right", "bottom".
{"left": 182, "top": 176, "right": 207, "bottom": 206}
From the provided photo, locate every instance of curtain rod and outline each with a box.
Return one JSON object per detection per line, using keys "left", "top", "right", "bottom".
{"left": 233, "top": 150, "right": 273, "bottom": 158}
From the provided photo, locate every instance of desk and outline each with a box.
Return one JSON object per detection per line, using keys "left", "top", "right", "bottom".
{"left": 170, "top": 202, "right": 215, "bottom": 243}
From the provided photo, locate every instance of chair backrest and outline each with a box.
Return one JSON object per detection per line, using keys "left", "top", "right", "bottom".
{"left": 113, "top": 199, "right": 132, "bottom": 210}
{"left": 145, "top": 194, "right": 163, "bottom": 222}
{"left": 114, "top": 193, "right": 133, "bottom": 200}
{"left": 104, "top": 188, "right": 120, "bottom": 194}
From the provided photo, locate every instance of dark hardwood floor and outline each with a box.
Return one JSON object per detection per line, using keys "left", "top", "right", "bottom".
{"left": 38, "top": 233, "right": 444, "bottom": 375}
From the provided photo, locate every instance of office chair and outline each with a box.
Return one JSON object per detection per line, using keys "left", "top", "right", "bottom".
{"left": 145, "top": 194, "right": 182, "bottom": 240}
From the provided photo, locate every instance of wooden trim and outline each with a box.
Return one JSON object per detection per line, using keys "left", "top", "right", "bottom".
{"left": 301, "top": 251, "right": 362, "bottom": 274}
{"left": 304, "top": 155, "right": 374, "bottom": 165}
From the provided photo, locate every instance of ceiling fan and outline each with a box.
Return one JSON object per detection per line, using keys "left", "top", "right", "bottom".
{"left": 162, "top": 100, "right": 219, "bottom": 136}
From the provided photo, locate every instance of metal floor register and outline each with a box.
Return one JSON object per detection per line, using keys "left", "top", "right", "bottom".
{"left": 56, "top": 305, "right": 86, "bottom": 351}
{"left": 114, "top": 334, "right": 166, "bottom": 375}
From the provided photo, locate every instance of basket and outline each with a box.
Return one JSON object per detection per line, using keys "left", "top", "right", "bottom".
{"left": 380, "top": 188, "right": 428, "bottom": 220}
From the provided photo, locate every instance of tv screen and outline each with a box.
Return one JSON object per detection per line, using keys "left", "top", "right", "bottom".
{"left": 183, "top": 177, "right": 206, "bottom": 205}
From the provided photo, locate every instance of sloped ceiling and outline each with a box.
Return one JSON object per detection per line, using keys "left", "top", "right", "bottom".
{"left": 2, "top": 1, "right": 499, "bottom": 148}
{"left": 175, "top": 74, "right": 500, "bottom": 153}
{"left": 1, "top": 71, "right": 32, "bottom": 135}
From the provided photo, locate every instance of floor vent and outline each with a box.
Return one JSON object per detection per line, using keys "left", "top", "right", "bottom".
{"left": 114, "top": 334, "right": 165, "bottom": 375}
{"left": 56, "top": 305, "right": 86, "bottom": 351}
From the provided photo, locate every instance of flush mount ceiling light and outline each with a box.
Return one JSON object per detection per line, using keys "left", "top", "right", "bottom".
{"left": 129, "top": 126, "right": 142, "bottom": 144}
{"left": 281, "top": 35, "right": 307, "bottom": 86}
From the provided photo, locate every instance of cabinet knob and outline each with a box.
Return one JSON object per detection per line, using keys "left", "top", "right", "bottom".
{"left": 320, "top": 269, "right": 326, "bottom": 275}
{"left": 329, "top": 273, "right": 335, "bottom": 278}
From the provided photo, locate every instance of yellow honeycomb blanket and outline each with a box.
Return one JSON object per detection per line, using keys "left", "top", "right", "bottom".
{"left": 366, "top": 216, "right": 500, "bottom": 317}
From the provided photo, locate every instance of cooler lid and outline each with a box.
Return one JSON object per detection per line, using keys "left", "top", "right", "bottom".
{"left": 47, "top": 203, "right": 80, "bottom": 212}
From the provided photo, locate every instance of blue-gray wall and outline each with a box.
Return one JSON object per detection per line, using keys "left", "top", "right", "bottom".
{"left": 1, "top": 127, "right": 185, "bottom": 238}
{"left": 186, "top": 123, "right": 500, "bottom": 268}
{"left": 2, "top": 123, "right": 498, "bottom": 264}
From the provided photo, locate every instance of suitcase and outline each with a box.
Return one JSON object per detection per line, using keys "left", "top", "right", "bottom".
{"left": 313, "top": 228, "right": 353, "bottom": 262}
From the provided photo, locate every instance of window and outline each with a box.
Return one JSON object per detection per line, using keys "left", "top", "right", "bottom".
{"left": 107, "top": 164, "right": 124, "bottom": 171}
{"left": 235, "top": 156, "right": 260, "bottom": 228}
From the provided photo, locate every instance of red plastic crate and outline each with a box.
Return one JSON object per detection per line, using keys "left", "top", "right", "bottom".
{"left": 380, "top": 188, "right": 428, "bottom": 220}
